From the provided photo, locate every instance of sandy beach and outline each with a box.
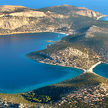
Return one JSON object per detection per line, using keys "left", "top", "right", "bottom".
{"left": 97, "top": 15, "right": 107, "bottom": 20}
{"left": 84, "top": 61, "right": 102, "bottom": 73}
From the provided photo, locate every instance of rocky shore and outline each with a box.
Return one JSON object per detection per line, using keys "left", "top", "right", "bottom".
{"left": 84, "top": 61, "right": 102, "bottom": 73}
{"left": 29, "top": 47, "right": 100, "bottom": 70}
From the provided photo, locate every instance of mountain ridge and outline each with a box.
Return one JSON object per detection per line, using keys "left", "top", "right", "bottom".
{"left": 0, "top": 5, "right": 105, "bottom": 35}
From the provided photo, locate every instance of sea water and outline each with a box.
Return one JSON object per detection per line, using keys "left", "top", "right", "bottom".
{"left": 0, "top": 32, "right": 83, "bottom": 93}
{"left": 94, "top": 63, "right": 108, "bottom": 78}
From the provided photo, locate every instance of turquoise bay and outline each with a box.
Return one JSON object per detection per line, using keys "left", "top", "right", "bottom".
{"left": 99, "top": 16, "right": 108, "bottom": 21}
{"left": 0, "top": 32, "right": 83, "bottom": 94}
{"left": 94, "top": 63, "right": 108, "bottom": 78}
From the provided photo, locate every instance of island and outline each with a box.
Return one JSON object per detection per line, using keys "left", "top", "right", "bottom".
{"left": 0, "top": 5, "right": 108, "bottom": 108}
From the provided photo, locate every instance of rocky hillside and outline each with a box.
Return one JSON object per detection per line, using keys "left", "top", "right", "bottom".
{"left": 1, "top": 73, "right": 108, "bottom": 108}
{"left": 0, "top": 5, "right": 28, "bottom": 12}
{"left": 39, "top": 5, "right": 104, "bottom": 18}
{"left": 86, "top": 25, "right": 108, "bottom": 38}
{"left": 0, "top": 5, "right": 105, "bottom": 35}
{"left": 30, "top": 47, "right": 99, "bottom": 70}
{"left": 27, "top": 21, "right": 108, "bottom": 70}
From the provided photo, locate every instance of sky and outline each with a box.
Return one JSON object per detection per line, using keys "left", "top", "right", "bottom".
{"left": 0, "top": 0, "right": 108, "bottom": 14}
{"left": 0, "top": 0, "right": 81, "bottom": 9}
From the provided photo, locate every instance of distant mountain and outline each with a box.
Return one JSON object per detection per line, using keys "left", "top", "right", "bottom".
{"left": 0, "top": 5, "right": 105, "bottom": 35}
{"left": 39, "top": 5, "right": 103, "bottom": 18}
{"left": 0, "top": 5, "right": 29, "bottom": 14}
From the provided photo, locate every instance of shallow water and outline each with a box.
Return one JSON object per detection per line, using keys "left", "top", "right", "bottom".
{"left": 0, "top": 32, "right": 83, "bottom": 93}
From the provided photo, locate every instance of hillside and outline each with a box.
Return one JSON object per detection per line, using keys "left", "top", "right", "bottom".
{"left": 0, "top": 5, "right": 28, "bottom": 12}
{"left": 39, "top": 5, "right": 104, "bottom": 18}
{"left": 0, "top": 5, "right": 105, "bottom": 35}
{"left": 0, "top": 5, "right": 108, "bottom": 108}
{"left": 27, "top": 22, "right": 108, "bottom": 70}
{"left": 1, "top": 73, "right": 108, "bottom": 108}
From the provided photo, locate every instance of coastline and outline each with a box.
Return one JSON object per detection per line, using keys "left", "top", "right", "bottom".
{"left": 0, "top": 31, "right": 73, "bottom": 94}
{"left": 39, "top": 60, "right": 102, "bottom": 74}
{"left": 0, "top": 31, "right": 70, "bottom": 36}
{"left": 0, "top": 4, "right": 108, "bottom": 107}
{"left": 38, "top": 60, "right": 85, "bottom": 72}
{"left": 97, "top": 15, "right": 107, "bottom": 20}
{"left": 84, "top": 61, "right": 102, "bottom": 74}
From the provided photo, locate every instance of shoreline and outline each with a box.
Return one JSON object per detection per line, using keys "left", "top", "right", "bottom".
{"left": 0, "top": 31, "right": 70, "bottom": 36}
{"left": 52, "top": 32, "right": 70, "bottom": 36}
{"left": 38, "top": 60, "right": 85, "bottom": 71}
{"left": 84, "top": 61, "right": 102, "bottom": 74}
{"left": 39, "top": 60, "right": 102, "bottom": 74}
{"left": 0, "top": 31, "right": 69, "bottom": 94}
{"left": 97, "top": 15, "right": 107, "bottom": 20}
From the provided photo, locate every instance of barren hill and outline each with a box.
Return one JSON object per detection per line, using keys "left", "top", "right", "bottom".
{"left": 0, "top": 5, "right": 105, "bottom": 35}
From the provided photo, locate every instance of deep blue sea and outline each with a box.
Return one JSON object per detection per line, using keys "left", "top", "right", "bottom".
{"left": 0, "top": 33, "right": 83, "bottom": 93}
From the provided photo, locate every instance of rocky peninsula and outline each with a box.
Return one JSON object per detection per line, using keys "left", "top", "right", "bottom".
{"left": 0, "top": 5, "right": 108, "bottom": 108}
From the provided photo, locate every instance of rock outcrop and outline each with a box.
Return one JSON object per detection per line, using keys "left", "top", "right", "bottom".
{"left": 76, "top": 8, "right": 104, "bottom": 18}
{"left": 0, "top": 5, "right": 105, "bottom": 35}
{"left": 9, "top": 10, "right": 47, "bottom": 18}
{"left": 58, "top": 83, "right": 108, "bottom": 107}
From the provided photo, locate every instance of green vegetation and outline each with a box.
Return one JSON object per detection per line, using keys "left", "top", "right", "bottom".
{"left": 0, "top": 73, "right": 108, "bottom": 108}
{"left": 96, "top": 20, "right": 108, "bottom": 28}
{"left": 27, "top": 19, "right": 108, "bottom": 64}
{"left": 0, "top": 93, "right": 31, "bottom": 104}
{"left": 23, "top": 92, "right": 51, "bottom": 103}
{"left": 27, "top": 6, "right": 108, "bottom": 65}
{"left": 22, "top": 73, "right": 108, "bottom": 103}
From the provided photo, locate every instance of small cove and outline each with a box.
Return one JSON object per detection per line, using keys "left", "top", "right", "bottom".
{"left": 99, "top": 16, "right": 108, "bottom": 21}
{"left": 93, "top": 63, "right": 108, "bottom": 78}
{"left": 0, "top": 32, "right": 83, "bottom": 94}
